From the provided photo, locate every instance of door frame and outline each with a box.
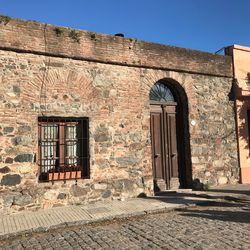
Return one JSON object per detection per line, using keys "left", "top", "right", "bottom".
{"left": 149, "top": 79, "right": 192, "bottom": 189}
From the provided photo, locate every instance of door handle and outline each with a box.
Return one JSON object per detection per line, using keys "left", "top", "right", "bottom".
{"left": 154, "top": 154, "right": 160, "bottom": 158}
{"left": 171, "top": 153, "right": 177, "bottom": 157}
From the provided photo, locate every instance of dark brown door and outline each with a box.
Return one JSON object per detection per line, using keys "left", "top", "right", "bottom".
{"left": 150, "top": 103, "right": 178, "bottom": 191}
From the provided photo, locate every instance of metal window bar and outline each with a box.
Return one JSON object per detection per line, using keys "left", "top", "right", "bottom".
{"left": 38, "top": 117, "right": 90, "bottom": 183}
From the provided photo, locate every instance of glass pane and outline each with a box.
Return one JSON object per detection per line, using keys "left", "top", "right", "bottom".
{"left": 41, "top": 124, "right": 58, "bottom": 172}
{"left": 149, "top": 82, "right": 175, "bottom": 102}
{"left": 65, "top": 124, "right": 78, "bottom": 166}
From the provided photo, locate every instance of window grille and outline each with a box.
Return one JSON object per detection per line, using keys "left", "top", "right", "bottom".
{"left": 38, "top": 117, "right": 89, "bottom": 182}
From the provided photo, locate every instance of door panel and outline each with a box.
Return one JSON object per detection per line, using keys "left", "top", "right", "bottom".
{"left": 150, "top": 104, "right": 178, "bottom": 191}
{"left": 168, "top": 113, "right": 178, "bottom": 178}
{"left": 150, "top": 112, "right": 164, "bottom": 180}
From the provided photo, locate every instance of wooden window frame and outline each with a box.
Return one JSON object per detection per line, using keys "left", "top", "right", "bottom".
{"left": 38, "top": 117, "right": 90, "bottom": 183}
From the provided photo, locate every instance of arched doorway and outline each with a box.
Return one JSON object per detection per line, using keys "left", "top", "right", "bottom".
{"left": 149, "top": 79, "right": 191, "bottom": 191}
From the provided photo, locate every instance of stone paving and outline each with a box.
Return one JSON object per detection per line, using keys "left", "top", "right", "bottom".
{"left": 0, "top": 198, "right": 250, "bottom": 250}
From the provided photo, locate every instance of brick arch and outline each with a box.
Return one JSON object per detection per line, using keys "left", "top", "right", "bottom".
{"left": 21, "top": 68, "right": 100, "bottom": 112}
{"left": 158, "top": 77, "right": 190, "bottom": 105}
{"left": 147, "top": 73, "right": 193, "bottom": 188}
{"left": 141, "top": 70, "right": 196, "bottom": 112}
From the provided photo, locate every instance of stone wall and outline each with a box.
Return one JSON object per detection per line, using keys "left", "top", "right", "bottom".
{"left": 0, "top": 16, "right": 239, "bottom": 214}
{"left": 189, "top": 75, "right": 239, "bottom": 187}
{"left": 0, "top": 50, "right": 154, "bottom": 214}
{"left": 140, "top": 70, "right": 239, "bottom": 188}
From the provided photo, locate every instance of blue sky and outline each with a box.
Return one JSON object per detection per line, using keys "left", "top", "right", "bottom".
{"left": 0, "top": 0, "right": 249, "bottom": 53}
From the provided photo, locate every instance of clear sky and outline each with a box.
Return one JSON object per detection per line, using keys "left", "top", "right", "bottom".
{"left": 0, "top": 0, "right": 249, "bottom": 53}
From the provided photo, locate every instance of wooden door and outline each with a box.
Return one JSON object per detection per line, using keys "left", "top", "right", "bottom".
{"left": 150, "top": 103, "right": 178, "bottom": 191}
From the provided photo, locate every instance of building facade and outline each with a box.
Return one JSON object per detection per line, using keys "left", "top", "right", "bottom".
{"left": 0, "top": 17, "right": 241, "bottom": 214}
{"left": 225, "top": 45, "right": 250, "bottom": 184}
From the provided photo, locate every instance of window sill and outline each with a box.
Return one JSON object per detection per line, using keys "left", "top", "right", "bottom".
{"left": 48, "top": 171, "right": 82, "bottom": 181}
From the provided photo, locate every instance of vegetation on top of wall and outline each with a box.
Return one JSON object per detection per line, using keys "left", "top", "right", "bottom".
{"left": 0, "top": 15, "right": 11, "bottom": 25}
{"left": 90, "top": 33, "right": 98, "bottom": 41}
{"left": 53, "top": 27, "right": 64, "bottom": 37}
{"left": 68, "top": 30, "right": 81, "bottom": 43}
{"left": 128, "top": 38, "right": 138, "bottom": 42}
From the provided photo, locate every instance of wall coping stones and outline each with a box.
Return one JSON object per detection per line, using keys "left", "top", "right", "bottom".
{"left": 0, "top": 16, "right": 232, "bottom": 78}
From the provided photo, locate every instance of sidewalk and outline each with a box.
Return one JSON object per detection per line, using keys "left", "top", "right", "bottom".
{"left": 0, "top": 184, "right": 249, "bottom": 240}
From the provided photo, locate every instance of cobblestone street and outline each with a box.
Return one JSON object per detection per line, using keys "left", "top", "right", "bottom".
{"left": 0, "top": 200, "right": 250, "bottom": 250}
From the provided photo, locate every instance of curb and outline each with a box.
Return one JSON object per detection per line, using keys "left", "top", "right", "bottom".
{"left": 0, "top": 204, "right": 191, "bottom": 241}
{"left": 0, "top": 193, "right": 245, "bottom": 241}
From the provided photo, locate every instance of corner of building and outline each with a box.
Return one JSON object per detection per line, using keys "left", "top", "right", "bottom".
{"left": 225, "top": 44, "right": 250, "bottom": 183}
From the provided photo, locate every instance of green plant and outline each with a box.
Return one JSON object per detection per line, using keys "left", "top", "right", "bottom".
{"left": 53, "top": 27, "right": 63, "bottom": 37}
{"left": 90, "top": 33, "right": 97, "bottom": 41}
{"left": 0, "top": 15, "right": 11, "bottom": 25}
{"left": 128, "top": 37, "right": 138, "bottom": 42}
{"left": 203, "top": 180, "right": 213, "bottom": 191}
{"left": 69, "top": 30, "right": 81, "bottom": 43}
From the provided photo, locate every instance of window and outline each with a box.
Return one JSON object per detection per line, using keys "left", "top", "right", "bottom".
{"left": 38, "top": 117, "right": 89, "bottom": 182}
{"left": 150, "top": 81, "right": 175, "bottom": 102}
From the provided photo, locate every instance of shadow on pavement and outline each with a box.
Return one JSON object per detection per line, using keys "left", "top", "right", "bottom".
{"left": 146, "top": 189, "right": 250, "bottom": 224}
{"left": 209, "top": 189, "right": 250, "bottom": 196}
{"left": 141, "top": 192, "right": 208, "bottom": 206}
{"left": 140, "top": 190, "right": 250, "bottom": 211}
{"left": 176, "top": 206, "right": 250, "bottom": 223}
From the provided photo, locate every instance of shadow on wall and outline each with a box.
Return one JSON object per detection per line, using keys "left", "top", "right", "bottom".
{"left": 236, "top": 75, "right": 250, "bottom": 152}
{"left": 192, "top": 178, "right": 207, "bottom": 190}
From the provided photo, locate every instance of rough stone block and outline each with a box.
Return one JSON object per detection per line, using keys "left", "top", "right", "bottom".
{"left": 19, "top": 165, "right": 32, "bottom": 174}
{"left": 57, "top": 193, "right": 67, "bottom": 199}
{"left": 213, "top": 160, "right": 224, "bottom": 168}
{"left": 94, "top": 133, "right": 110, "bottom": 142}
{"left": 94, "top": 125, "right": 111, "bottom": 142}
{"left": 13, "top": 194, "right": 32, "bottom": 206}
{"left": 93, "top": 183, "right": 108, "bottom": 190}
{"left": 14, "top": 154, "right": 33, "bottom": 162}
{"left": 70, "top": 185, "right": 89, "bottom": 197}
{"left": 102, "top": 190, "right": 111, "bottom": 198}
{"left": 3, "top": 127, "right": 14, "bottom": 134}
{"left": 116, "top": 156, "right": 139, "bottom": 166}
{"left": 13, "top": 85, "right": 21, "bottom": 95}
{"left": 5, "top": 157, "right": 13, "bottom": 164}
{"left": 11, "top": 136, "right": 32, "bottom": 146}
{"left": 0, "top": 166, "right": 11, "bottom": 173}
{"left": 1, "top": 174, "right": 21, "bottom": 186}
{"left": 2, "top": 192, "right": 21, "bottom": 207}
{"left": 18, "top": 125, "right": 31, "bottom": 133}
{"left": 44, "top": 191, "right": 58, "bottom": 201}
{"left": 218, "top": 176, "right": 228, "bottom": 185}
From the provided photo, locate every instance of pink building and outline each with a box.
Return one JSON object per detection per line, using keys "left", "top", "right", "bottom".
{"left": 226, "top": 45, "right": 250, "bottom": 184}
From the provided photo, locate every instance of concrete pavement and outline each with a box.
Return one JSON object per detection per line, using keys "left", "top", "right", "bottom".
{"left": 0, "top": 184, "right": 249, "bottom": 240}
